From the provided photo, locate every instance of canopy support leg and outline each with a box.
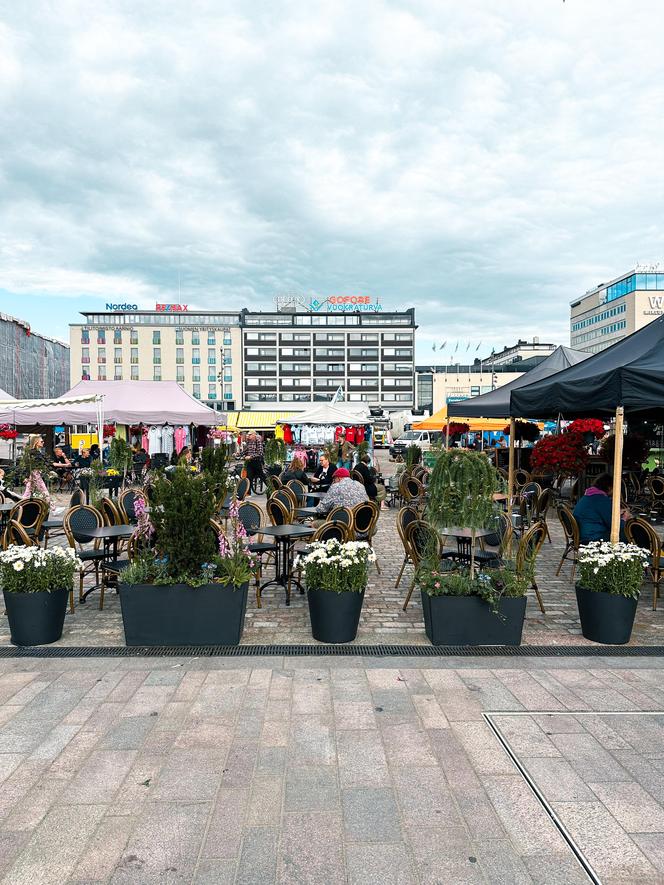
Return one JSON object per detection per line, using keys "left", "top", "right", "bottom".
{"left": 507, "top": 418, "right": 515, "bottom": 555}
{"left": 610, "top": 406, "right": 624, "bottom": 543}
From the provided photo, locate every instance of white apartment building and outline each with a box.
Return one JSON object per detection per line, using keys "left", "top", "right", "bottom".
{"left": 570, "top": 266, "right": 664, "bottom": 353}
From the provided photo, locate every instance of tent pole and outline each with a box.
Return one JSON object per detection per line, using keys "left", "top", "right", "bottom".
{"left": 445, "top": 423, "right": 450, "bottom": 450}
{"left": 507, "top": 418, "right": 515, "bottom": 555}
{"left": 610, "top": 406, "right": 624, "bottom": 543}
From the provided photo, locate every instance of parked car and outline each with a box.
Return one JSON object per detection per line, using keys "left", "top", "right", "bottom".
{"left": 389, "top": 430, "right": 442, "bottom": 459}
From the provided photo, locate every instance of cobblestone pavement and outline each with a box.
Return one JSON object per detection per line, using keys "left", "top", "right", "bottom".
{"left": 1, "top": 655, "right": 664, "bottom": 882}
{"left": 2, "top": 484, "right": 664, "bottom": 647}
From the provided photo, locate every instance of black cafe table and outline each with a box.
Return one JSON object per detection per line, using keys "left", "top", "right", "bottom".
{"left": 295, "top": 506, "right": 320, "bottom": 519}
{"left": 78, "top": 524, "right": 135, "bottom": 602}
{"left": 258, "top": 524, "right": 314, "bottom": 605}
{"left": 0, "top": 502, "right": 15, "bottom": 529}
{"left": 439, "top": 526, "right": 495, "bottom": 566}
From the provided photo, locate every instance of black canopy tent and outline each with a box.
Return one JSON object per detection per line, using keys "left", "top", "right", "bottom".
{"left": 510, "top": 316, "right": 664, "bottom": 420}
{"left": 508, "top": 315, "right": 664, "bottom": 541}
{"left": 452, "top": 346, "right": 589, "bottom": 419}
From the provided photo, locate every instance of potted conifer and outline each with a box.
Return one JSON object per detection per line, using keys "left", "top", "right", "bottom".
{"left": 576, "top": 541, "right": 648, "bottom": 644}
{"left": 118, "top": 468, "right": 253, "bottom": 646}
{"left": 0, "top": 546, "right": 81, "bottom": 646}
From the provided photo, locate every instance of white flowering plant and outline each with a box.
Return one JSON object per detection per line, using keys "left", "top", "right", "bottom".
{"left": 297, "top": 539, "right": 375, "bottom": 594}
{"left": 0, "top": 545, "right": 82, "bottom": 594}
{"left": 578, "top": 541, "right": 649, "bottom": 599}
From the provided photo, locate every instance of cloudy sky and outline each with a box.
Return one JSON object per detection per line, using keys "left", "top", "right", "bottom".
{"left": 1, "top": 0, "right": 663, "bottom": 360}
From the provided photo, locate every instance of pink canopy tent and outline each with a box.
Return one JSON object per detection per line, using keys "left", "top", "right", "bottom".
{"left": 0, "top": 381, "right": 222, "bottom": 426}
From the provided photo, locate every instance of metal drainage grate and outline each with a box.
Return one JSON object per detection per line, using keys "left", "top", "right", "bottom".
{"left": 0, "top": 644, "right": 664, "bottom": 658}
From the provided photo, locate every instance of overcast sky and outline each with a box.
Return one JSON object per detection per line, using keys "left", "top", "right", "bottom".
{"left": 1, "top": 0, "right": 663, "bottom": 360}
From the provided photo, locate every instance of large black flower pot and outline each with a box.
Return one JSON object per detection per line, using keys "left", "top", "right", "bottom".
{"left": 307, "top": 588, "right": 365, "bottom": 643}
{"left": 575, "top": 585, "right": 637, "bottom": 645}
{"left": 118, "top": 582, "right": 249, "bottom": 646}
{"left": 3, "top": 587, "right": 68, "bottom": 646}
{"left": 420, "top": 592, "right": 527, "bottom": 646}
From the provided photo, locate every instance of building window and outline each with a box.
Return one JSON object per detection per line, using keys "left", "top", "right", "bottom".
{"left": 193, "top": 383, "right": 201, "bottom": 399}
{"left": 224, "top": 384, "right": 232, "bottom": 398}
{"left": 176, "top": 366, "right": 184, "bottom": 382}
{"left": 130, "top": 347, "right": 139, "bottom": 364}
{"left": 97, "top": 365, "right": 106, "bottom": 380}
{"left": 114, "top": 365, "right": 122, "bottom": 380}
{"left": 176, "top": 330, "right": 184, "bottom": 345}
{"left": 192, "top": 348, "right": 200, "bottom": 364}
{"left": 207, "top": 332, "right": 215, "bottom": 345}
{"left": 97, "top": 347, "right": 106, "bottom": 364}
{"left": 223, "top": 330, "right": 232, "bottom": 345}
{"left": 130, "top": 365, "right": 139, "bottom": 380}
{"left": 208, "top": 348, "right": 216, "bottom": 364}
{"left": 81, "top": 347, "right": 90, "bottom": 363}
{"left": 223, "top": 372, "right": 232, "bottom": 382}
{"left": 153, "top": 347, "right": 161, "bottom": 364}
{"left": 114, "top": 347, "right": 122, "bottom": 364}
{"left": 130, "top": 329, "right": 138, "bottom": 344}
{"left": 208, "top": 370, "right": 217, "bottom": 382}
{"left": 113, "top": 330, "right": 122, "bottom": 344}
{"left": 153, "top": 365, "right": 162, "bottom": 380}
{"left": 81, "top": 368, "right": 90, "bottom": 380}
{"left": 192, "top": 366, "right": 200, "bottom": 381}
{"left": 97, "top": 330, "right": 105, "bottom": 344}
{"left": 81, "top": 329, "right": 90, "bottom": 344}
{"left": 176, "top": 348, "right": 184, "bottom": 364}
{"left": 192, "top": 332, "right": 200, "bottom": 345}
{"left": 153, "top": 331, "right": 161, "bottom": 344}
{"left": 208, "top": 384, "right": 216, "bottom": 399}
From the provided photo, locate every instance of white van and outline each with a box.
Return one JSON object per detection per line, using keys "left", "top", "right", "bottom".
{"left": 389, "top": 430, "right": 442, "bottom": 459}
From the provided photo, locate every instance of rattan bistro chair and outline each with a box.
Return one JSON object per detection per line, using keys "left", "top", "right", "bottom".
{"left": 352, "top": 500, "right": 380, "bottom": 573}
{"left": 312, "top": 522, "right": 348, "bottom": 542}
{"left": 10, "top": 498, "right": 48, "bottom": 543}
{"left": 556, "top": 506, "right": 580, "bottom": 582}
{"left": 326, "top": 506, "right": 354, "bottom": 535}
{"left": 118, "top": 488, "right": 145, "bottom": 524}
{"left": 2, "top": 519, "right": 35, "bottom": 550}
{"left": 402, "top": 520, "right": 440, "bottom": 612}
{"left": 516, "top": 522, "right": 547, "bottom": 613}
{"left": 63, "top": 505, "right": 106, "bottom": 608}
{"left": 625, "top": 517, "right": 661, "bottom": 609}
{"left": 286, "top": 479, "right": 308, "bottom": 506}
{"left": 267, "top": 497, "right": 291, "bottom": 527}
{"left": 395, "top": 506, "right": 419, "bottom": 589}
{"left": 238, "top": 500, "right": 278, "bottom": 607}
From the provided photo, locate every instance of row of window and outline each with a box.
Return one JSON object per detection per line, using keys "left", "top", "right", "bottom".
{"left": 244, "top": 348, "right": 412, "bottom": 359}
{"left": 242, "top": 314, "right": 413, "bottom": 327}
{"left": 571, "top": 320, "right": 627, "bottom": 345}
{"left": 604, "top": 273, "right": 664, "bottom": 303}
{"left": 243, "top": 392, "right": 413, "bottom": 402}
{"left": 82, "top": 315, "right": 238, "bottom": 326}
{"left": 81, "top": 329, "right": 233, "bottom": 345}
{"left": 80, "top": 347, "right": 233, "bottom": 366}
{"left": 244, "top": 332, "right": 413, "bottom": 343}
{"left": 572, "top": 303, "right": 626, "bottom": 332}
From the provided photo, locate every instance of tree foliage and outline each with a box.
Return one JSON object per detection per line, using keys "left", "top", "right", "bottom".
{"left": 426, "top": 449, "right": 499, "bottom": 531}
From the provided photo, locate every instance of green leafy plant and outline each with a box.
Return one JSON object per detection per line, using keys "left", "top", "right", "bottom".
{"left": 427, "top": 449, "right": 499, "bottom": 531}
{"left": 264, "top": 437, "right": 286, "bottom": 467}
{"left": 417, "top": 561, "right": 528, "bottom": 614}
{"left": 0, "top": 546, "right": 82, "bottom": 593}
{"left": 405, "top": 444, "right": 422, "bottom": 468}
{"left": 109, "top": 437, "right": 133, "bottom": 475}
{"left": 200, "top": 445, "right": 229, "bottom": 505}
{"left": 577, "top": 541, "right": 648, "bottom": 599}
{"left": 298, "top": 540, "right": 374, "bottom": 593}
{"left": 599, "top": 432, "right": 650, "bottom": 469}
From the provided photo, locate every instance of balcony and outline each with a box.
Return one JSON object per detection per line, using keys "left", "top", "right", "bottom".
{"left": 114, "top": 358, "right": 123, "bottom": 364}
{"left": 348, "top": 381, "right": 378, "bottom": 391}
{"left": 192, "top": 358, "right": 201, "bottom": 364}
{"left": 280, "top": 369, "right": 311, "bottom": 377}
{"left": 81, "top": 356, "right": 90, "bottom": 364}
{"left": 96, "top": 338, "right": 105, "bottom": 345}
{"left": 97, "top": 357, "right": 106, "bottom": 364}
{"left": 245, "top": 382, "right": 277, "bottom": 391}
{"left": 130, "top": 357, "right": 139, "bottom": 365}
{"left": 208, "top": 358, "right": 216, "bottom": 365}
{"left": 176, "top": 357, "right": 184, "bottom": 365}
{"left": 245, "top": 336, "right": 276, "bottom": 345}
{"left": 207, "top": 393, "right": 217, "bottom": 400}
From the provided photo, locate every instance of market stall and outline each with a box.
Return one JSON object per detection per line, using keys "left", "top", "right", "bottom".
{"left": 275, "top": 402, "right": 374, "bottom": 471}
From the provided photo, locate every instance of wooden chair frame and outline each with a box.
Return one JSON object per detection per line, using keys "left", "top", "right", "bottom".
{"left": 556, "top": 505, "right": 580, "bottom": 582}
{"left": 625, "top": 517, "right": 660, "bottom": 609}
{"left": 516, "top": 522, "right": 547, "bottom": 613}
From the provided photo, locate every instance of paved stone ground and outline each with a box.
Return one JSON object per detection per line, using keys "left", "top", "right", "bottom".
{"left": 2, "top": 478, "right": 664, "bottom": 647}
{"left": 1, "top": 655, "right": 664, "bottom": 882}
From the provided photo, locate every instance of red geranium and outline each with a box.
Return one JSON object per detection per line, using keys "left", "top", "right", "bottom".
{"left": 567, "top": 418, "right": 606, "bottom": 439}
{"left": 503, "top": 420, "right": 541, "bottom": 442}
{"left": 443, "top": 422, "right": 470, "bottom": 436}
{"left": 0, "top": 424, "right": 17, "bottom": 440}
{"left": 530, "top": 431, "right": 589, "bottom": 477}
{"left": 103, "top": 424, "right": 117, "bottom": 437}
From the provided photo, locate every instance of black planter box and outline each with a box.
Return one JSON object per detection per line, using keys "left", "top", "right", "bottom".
{"left": 3, "top": 587, "right": 68, "bottom": 646}
{"left": 575, "top": 584, "right": 637, "bottom": 645}
{"left": 119, "top": 582, "right": 249, "bottom": 646}
{"left": 307, "top": 588, "right": 365, "bottom": 643}
{"left": 420, "top": 592, "right": 527, "bottom": 646}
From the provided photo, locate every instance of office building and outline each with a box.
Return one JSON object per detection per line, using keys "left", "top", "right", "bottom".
{"left": 70, "top": 306, "right": 242, "bottom": 411}
{"left": 69, "top": 301, "right": 416, "bottom": 412}
{"left": 0, "top": 311, "right": 70, "bottom": 399}
{"left": 416, "top": 339, "right": 556, "bottom": 414}
{"left": 570, "top": 266, "right": 664, "bottom": 353}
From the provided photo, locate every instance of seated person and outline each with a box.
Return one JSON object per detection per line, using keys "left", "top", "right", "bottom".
{"left": 74, "top": 448, "right": 92, "bottom": 469}
{"left": 310, "top": 454, "right": 336, "bottom": 492}
{"left": 280, "top": 456, "right": 309, "bottom": 487}
{"left": 354, "top": 454, "right": 378, "bottom": 500}
{"left": 52, "top": 447, "right": 73, "bottom": 487}
{"left": 315, "top": 468, "right": 368, "bottom": 516}
{"left": 573, "top": 472, "right": 630, "bottom": 544}
{"left": 0, "top": 468, "right": 21, "bottom": 502}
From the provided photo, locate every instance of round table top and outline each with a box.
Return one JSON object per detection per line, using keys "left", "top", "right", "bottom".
{"left": 0, "top": 503, "right": 15, "bottom": 512}
{"left": 260, "top": 524, "right": 314, "bottom": 538}
{"left": 438, "top": 526, "right": 495, "bottom": 539}
{"left": 296, "top": 507, "right": 320, "bottom": 517}
{"left": 82, "top": 525, "right": 135, "bottom": 539}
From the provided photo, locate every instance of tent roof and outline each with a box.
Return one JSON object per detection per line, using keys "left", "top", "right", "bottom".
{"left": 276, "top": 402, "right": 371, "bottom": 426}
{"left": 451, "top": 347, "right": 590, "bottom": 418}
{"left": 510, "top": 316, "right": 664, "bottom": 419}
{"left": 0, "top": 381, "right": 221, "bottom": 426}
{"left": 0, "top": 388, "right": 16, "bottom": 401}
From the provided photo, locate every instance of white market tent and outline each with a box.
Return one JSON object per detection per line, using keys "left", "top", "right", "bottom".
{"left": 0, "top": 381, "right": 222, "bottom": 428}
{"left": 0, "top": 388, "right": 15, "bottom": 401}
{"left": 276, "top": 402, "right": 372, "bottom": 426}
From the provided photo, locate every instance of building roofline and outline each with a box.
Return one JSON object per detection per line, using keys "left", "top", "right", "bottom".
{"left": 570, "top": 268, "right": 637, "bottom": 305}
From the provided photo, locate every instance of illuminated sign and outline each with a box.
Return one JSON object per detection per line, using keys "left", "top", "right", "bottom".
{"left": 156, "top": 303, "right": 189, "bottom": 312}
{"left": 273, "top": 294, "right": 383, "bottom": 313}
{"left": 106, "top": 303, "right": 138, "bottom": 310}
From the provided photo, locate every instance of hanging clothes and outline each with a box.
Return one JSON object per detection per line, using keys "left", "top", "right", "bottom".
{"left": 275, "top": 424, "right": 285, "bottom": 441}
{"left": 282, "top": 424, "right": 293, "bottom": 444}
{"left": 174, "top": 426, "right": 187, "bottom": 455}
{"left": 141, "top": 427, "right": 150, "bottom": 453}
{"left": 148, "top": 425, "right": 163, "bottom": 453}
{"left": 161, "top": 425, "right": 175, "bottom": 457}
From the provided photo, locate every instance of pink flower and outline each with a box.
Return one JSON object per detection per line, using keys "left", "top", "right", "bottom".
{"left": 434, "top": 582, "right": 440, "bottom": 589}
{"left": 218, "top": 532, "right": 230, "bottom": 558}
{"left": 228, "top": 497, "right": 240, "bottom": 519}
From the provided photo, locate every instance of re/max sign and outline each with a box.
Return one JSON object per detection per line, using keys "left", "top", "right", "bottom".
{"left": 156, "top": 303, "right": 188, "bottom": 312}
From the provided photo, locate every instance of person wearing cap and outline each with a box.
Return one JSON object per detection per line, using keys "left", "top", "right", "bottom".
{"left": 315, "top": 467, "right": 368, "bottom": 516}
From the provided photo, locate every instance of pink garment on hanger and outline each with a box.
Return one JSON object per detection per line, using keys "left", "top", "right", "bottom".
{"left": 174, "top": 426, "right": 187, "bottom": 454}
{"left": 141, "top": 428, "right": 149, "bottom": 453}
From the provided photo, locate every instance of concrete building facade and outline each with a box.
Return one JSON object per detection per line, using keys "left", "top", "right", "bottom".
{"left": 0, "top": 311, "right": 70, "bottom": 399}
{"left": 570, "top": 266, "right": 664, "bottom": 353}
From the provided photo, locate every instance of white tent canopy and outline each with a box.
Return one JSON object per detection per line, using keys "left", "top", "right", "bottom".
{"left": 0, "top": 388, "right": 15, "bottom": 401}
{"left": 276, "top": 402, "right": 372, "bottom": 426}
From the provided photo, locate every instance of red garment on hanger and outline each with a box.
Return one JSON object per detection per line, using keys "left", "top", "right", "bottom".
{"left": 334, "top": 425, "right": 345, "bottom": 442}
{"left": 356, "top": 425, "right": 365, "bottom": 444}
{"left": 283, "top": 424, "right": 293, "bottom": 444}
{"left": 345, "top": 426, "right": 357, "bottom": 445}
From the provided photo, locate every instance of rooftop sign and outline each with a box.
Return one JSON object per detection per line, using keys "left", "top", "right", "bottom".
{"left": 156, "top": 303, "right": 189, "bottom": 312}
{"left": 273, "top": 294, "right": 383, "bottom": 313}
{"left": 105, "top": 303, "right": 138, "bottom": 310}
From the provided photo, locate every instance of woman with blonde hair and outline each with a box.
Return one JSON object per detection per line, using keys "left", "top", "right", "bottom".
{"left": 22, "top": 434, "right": 51, "bottom": 503}
{"left": 280, "top": 456, "right": 310, "bottom": 487}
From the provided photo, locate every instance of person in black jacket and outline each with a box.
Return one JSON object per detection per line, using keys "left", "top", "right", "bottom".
{"left": 311, "top": 453, "right": 336, "bottom": 492}
{"left": 280, "top": 457, "right": 310, "bottom": 487}
{"left": 354, "top": 454, "right": 378, "bottom": 500}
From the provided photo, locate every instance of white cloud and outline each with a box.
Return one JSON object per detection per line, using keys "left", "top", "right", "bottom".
{"left": 1, "top": 0, "right": 663, "bottom": 357}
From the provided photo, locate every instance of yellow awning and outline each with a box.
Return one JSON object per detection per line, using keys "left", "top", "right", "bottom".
{"left": 412, "top": 411, "right": 543, "bottom": 433}
{"left": 236, "top": 411, "right": 296, "bottom": 430}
